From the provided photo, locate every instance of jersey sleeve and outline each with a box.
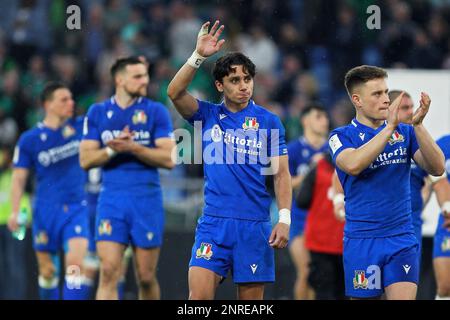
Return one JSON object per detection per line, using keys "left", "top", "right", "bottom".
{"left": 328, "top": 128, "right": 354, "bottom": 164}
{"left": 186, "top": 99, "right": 212, "bottom": 125}
{"left": 287, "top": 144, "right": 298, "bottom": 175}
{"left": 268, "top": 115, "right": 288, "bottom": 157}
{"left": 409, "top": 125, "right": 419, "bottom": 158}
{"left": 82, "top": 104, "right": 101, "bottom": 141}
{"left": 152, "top": 103, "right": 174, "bottom": 141}
{"left": 13, "top": 134, "right": 34, "bottom": 169}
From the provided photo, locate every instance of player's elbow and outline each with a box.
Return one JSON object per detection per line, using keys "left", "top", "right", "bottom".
{"left": 167, "top": 83, "right": 180, "bottom": 102}
{"left": 79, "top": 155, "right": 92, "bottom": 170}
{"left": 337, "top": 160, "right": 362, "bottom": 176}
{"left": 163, "top": 158, "right": 176, "bottom": 170}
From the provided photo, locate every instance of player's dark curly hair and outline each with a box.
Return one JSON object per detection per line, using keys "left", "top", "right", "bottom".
{"left": 213, "top": 52, "right": 256, "bottom": 83}
{"left": 344, "top": 65, "right": 387, "bottom": 95}
{"left": 40, "top": 82, "right": 69, "bottom": 103}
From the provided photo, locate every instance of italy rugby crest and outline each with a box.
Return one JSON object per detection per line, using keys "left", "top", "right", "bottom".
{"left": 242, "top": 117, "right": 259, "bottom": 131}
{"left": 132, "top": 110, "right": 147, "bottom": 124}
{"left": 196, "top": 242, "right": 213, "bottom": 260}
{"left": 388, "top": 130, "right": 404, "bottom": 145}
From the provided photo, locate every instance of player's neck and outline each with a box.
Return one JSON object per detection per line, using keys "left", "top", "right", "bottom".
{"left": 114, "top": 91, "right": 138, "bottom": 109}
{"left": 303, "top": 130, "right": 325, "bottom": 149}
{"left": 43, "top": 115, "right": 67, "bottom": 129}
{"left": 356, "top": 113, "right": 385, "bottom": 129}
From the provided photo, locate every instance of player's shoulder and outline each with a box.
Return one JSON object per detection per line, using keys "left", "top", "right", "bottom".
{"left": 436, "top": 133, "right": 450, "bottom": 146}
{"left": 251, "top": 102, "right": 280, "bottom": 119}
{"left": 86, "top": 101, "right": 108, "bottom": 117}
{"left": 329, "top": 122, "right": 354, "bottom": 138}
{"left": 18, "top": 123, "right": 44, "bottom": 143}
{"left": 140, "top": 97, "right": 168, "bottom": 113}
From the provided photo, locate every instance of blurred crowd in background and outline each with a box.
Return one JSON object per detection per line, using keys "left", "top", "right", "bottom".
{"left": 0, "top": 0, "right": 449, "bottom": 154}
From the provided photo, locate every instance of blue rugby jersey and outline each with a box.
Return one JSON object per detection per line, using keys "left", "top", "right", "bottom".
{"left": 13, "top": 117, "right": 85, "bottom": 204}
{"left": 82, "top": 96, "right": 173, "bottom": 194}
{"left": 188, "top": 99, "right": 287, "bottom": 221}
{"left": 287, "top": 136, "right": 328, "bottom": 222}
{"left": 329, "top": 118, "right": 419, "bottom": 238}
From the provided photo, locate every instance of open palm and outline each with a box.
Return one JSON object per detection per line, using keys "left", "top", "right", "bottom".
{"left": 412, "top": 92, "right": 431, "bottom": 125}
{"left": 196, "top": 21, "right": 225, "bottom": 57}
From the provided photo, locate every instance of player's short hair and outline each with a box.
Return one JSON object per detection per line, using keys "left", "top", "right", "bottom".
{"left": 213, "top": 52, "right": 256, "bottom": 83}
{"left": 344, "top": 65, "right": 387, "bottom": 95}
{"left": 110, "top": 56, "right": 145, "bottom": 79}
{"left": 388, "top": 90, "right": 411, "bottom": 101}
{"left": 300, "top": 102, "right": 327, "bottom": 119}
{"left": 40, "top": 82, "right": 69, "bottom": 103}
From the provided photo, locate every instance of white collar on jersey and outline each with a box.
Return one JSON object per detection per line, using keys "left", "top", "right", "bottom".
{"left": 351, "top": 119, "right": 387, "bottom": 128}
{"left": 110, "top": 95, "right": 143, "bottom": 106}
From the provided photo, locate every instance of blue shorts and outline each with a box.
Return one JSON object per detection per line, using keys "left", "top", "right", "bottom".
{"left": 96, "top": 191, "right": 164, "bottom": 248}
{"left": 289, "top": 207, "right": 307, "bottom": 242}
{"left": 433, "top": 214, "right": 450, "bottom": 258}
{"left": 32, "top": 201, "right": 89, "bottom": 253}
{"left": 343, "top": 233, "right": 419, "bottom": 298}
{"left": 189, "top": 215, "right": 275, "bottom": 284}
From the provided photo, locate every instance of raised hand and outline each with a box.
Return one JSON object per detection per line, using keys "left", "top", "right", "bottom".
{"left": 387, "top": 91, "right": 404, "bottom": 128}
{"left": 412, "top": 92, "right": 431, "bottom": 126}
{"left": 196, "top": 21, "right": 225, "bottom": 58}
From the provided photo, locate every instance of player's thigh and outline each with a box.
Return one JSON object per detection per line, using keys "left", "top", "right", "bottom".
{"left": 384, "top": 281, "right": 417, "bottom": 300}
{"left": 383, "top": 234, "right": 419, "bottom": 291}
{"left": 97, "top": 241, "right": 126, "bottom": 272}
{"left": 188, "top": 266, "right": 222, "bottom": 300}
{"left": 343, "top": 237, "right": 383, "bottom": 299}
{"left": 129, "top": 194, "right": 164, "bottom": 248}
{"left": 132, "top": 246, "right": 161, "bottom": 280}
{"left": 189, "top": 215, "right": 233, "bottom": 280}
{"left": 237, "top": 283, "right": 265, "bottom": 300}
{"left": 433, "top": 258, "right": 450, "bottom": 289}
{"left": 289, "top": 235, "right": 310, "bottom": 270}
{"left": 96, "top": 195, "right": 129, "bottom": 245}
{"left": 233, "top": 220, "right": 275, "bottom": 284}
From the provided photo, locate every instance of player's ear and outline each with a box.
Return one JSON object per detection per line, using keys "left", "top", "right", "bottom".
{"left": 351, "top": 93, "right": 362, "bottom": 108}
{"left": 215, "top": 80, "right": 224, "bottom": 93}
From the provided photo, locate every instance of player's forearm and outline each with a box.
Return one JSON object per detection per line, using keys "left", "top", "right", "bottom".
{"left": 274, "top": 170, "right": 292, "bottom": 211}
{"left": 10, "top": 171, "right": 27, "bottom": 214}
{"left": 414, "top": 124, "right": 445, "bottom": 176}
{"left": 167, "top": 64, "right": 198, "bottom": 118}
{"left": 79, "top": 148, "right": 112, "bottom": 170}
{"left": 337, "top": 125, "right": 395, "bottom": 175}
{"left": 291, "top": 175, "right": 304, "bottom": 189}
{"left": 131, "top": 143, "right": 175, "bottom": 170}
{"left": 433, "top": 178, "right": 450, "bottom": 207}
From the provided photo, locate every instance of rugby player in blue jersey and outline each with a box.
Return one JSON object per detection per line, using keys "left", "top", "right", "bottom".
{"left": 167, "top": 21, "right": 292, "bottom": 300}
{"left": 432, "top": 134, "right": 450, "bottom": 300}
{"left": 8, "top": 82, "right": 90, "bottom": 300}
{"left": 287, "top": 103, "right": 329, "bottom": 300}
{"left": 329, "top": 65, "right": 444, "bottom": 300}
{"left": 80, "top": 57, "right": 175, "bottom": 300}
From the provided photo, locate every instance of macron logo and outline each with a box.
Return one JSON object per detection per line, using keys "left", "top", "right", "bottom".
{"left": 250, "top": 264, "right": 258, "bottom": 274}
{"left": 219, "top": 114, "right": 227, "bottom": 120}
{"left": 359, "top": 132, "right": 365, "bottom": 141}
{"left": 403, "top": 265, "right": 411, "bottom": 274}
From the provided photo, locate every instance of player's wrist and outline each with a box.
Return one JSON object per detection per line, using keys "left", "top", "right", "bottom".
{"left": 105, "top": 146, "right": 117, "bottom": 158}
{"left": 441, "top": 201, "right": 450, "bottom": 217}
{"left": 332, "top": 193, "right": 345, "bottom": 206}
{"left": 187, "top": 50, "right": 207, "bottom": 69}
{"left": 278, "top": 208, "right": 291, "bottom": 226}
